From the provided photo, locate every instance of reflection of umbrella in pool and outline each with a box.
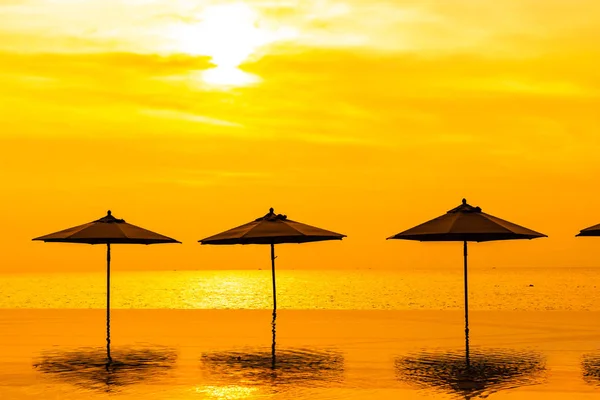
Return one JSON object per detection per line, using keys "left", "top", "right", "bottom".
{"left": 395, "top": 348, "right": 545, "bottom": 399}
{"left": 582, "top": 353, "right": 600, "bottom": 386}
{"left": 387, "top": 199, "right": 546, "bottom": 366}
{"left": 33, "top": 211, "right": 180, "bottom": 362}
{"left": 33, "top": 346, "right": 177, "bottom": 393}
{"left": 200, "top": 341, "right": 344, "bottom": 389}
{"left": 199, "top": 297, "right": 343, "bottom": 389}
{"left": 199, "top": 208, "right": 345, "bottom": 313}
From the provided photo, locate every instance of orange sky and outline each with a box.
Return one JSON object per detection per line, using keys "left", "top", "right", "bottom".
{"left": 1, "top": 0, "right": 599, "bottom": 273}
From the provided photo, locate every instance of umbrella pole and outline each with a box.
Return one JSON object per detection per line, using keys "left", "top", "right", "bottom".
{"left": 106, "top": 243, "right": 112, "bottom": 364}
{"left": 271, "top": 243, "right": 277, "bottom": 312}
{"left": 270, "top": 243, "right": 277, "bottom": 369}
{"left": 463, "top": 240, "right": 470, "bottom": 368}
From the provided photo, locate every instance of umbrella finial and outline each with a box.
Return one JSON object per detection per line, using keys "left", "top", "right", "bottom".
{"left": 107, "top": 210, "right": 112, "bottom": 216}
{"left": 462, "top": 198, "right": 467, "bottom": 205}
{"left": 269, "top": 207, "right": 274, "bottom": 214}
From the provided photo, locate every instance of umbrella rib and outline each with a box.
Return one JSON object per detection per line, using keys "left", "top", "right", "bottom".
{"left": 117, "top": 222, "right": 180, "bottom": 243}
{"left": 233, "top": 220, "right": 341, "bottom": 242}
{"left": 237, "top": 223, "right": 262, "bottom": 240}
{"left": 280, "top": 221, "right": 308, "bottom": 236}
{"left": 446, "top": 213, "right": 462, "bottom": 236}
{"left": 235, "top": 222, "right": 296, "bottom": 242}
{"left": 480, "top": 213, "right": 542, "bottom": 236}
{"left": 236, "top": 220, "right": 306, "bottom": 240}
{"left": 479, "top": 213, "right": 515, "bottom": 233}
{"left": 285, "top": 219, "right": 345, "bottom": 237}
{"left": 114, "top": 223, "right": 129, "bottom": 241}
{"left": 36, "top": 223, "right": 92, "bottom": 241}
{"left": 63, "top": 225, "right": 92, "bottom": 241}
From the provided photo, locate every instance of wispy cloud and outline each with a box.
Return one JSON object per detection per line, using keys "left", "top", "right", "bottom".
{"left": 139, "top": 108, "right": 243, "bottom": 128}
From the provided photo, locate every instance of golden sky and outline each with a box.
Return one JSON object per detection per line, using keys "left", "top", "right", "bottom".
{"left": 1, "top": 0, "right": 599, "bottom": 272}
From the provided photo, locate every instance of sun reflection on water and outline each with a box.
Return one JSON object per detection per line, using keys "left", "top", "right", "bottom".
{"left": 195, "top": 385, "right": 259, "bottom": 399}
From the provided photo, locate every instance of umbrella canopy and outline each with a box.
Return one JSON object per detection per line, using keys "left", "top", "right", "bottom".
{"left": 200, "top": 208, "right": 345, "bottom": 314}
{"left": 33, "top": 210, "right": 179, "bottom": 364}
{"left": 387, "top": 199, "right": 546, "bottom": 367}
{"left": 387, "top": 199, "right": 546, "bottom": 242}
{"left": 33, "top": 211, "right": 180, "bottom": 245}
{"left": 576, "top": 223, "right": 600, "bottom": 237}
{"left": 200, "top": 208, "right": 345, "bottom": 245}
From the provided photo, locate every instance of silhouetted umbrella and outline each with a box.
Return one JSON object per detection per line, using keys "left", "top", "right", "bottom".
{"left": 576, "top": 223, "right": 600, "bottom": 237}
{"left": 33, "top": 211, "right": 180, "bottom": 363}
{"left": 387, "top": 199, "right": 546, "bottom": 366}
{"left": 199, "top": 208, "right": 345, "bottom": 312}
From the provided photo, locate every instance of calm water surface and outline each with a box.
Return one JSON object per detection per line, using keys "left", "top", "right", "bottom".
{"left": 2, "top": 309, "right": 600, "bottom": 399}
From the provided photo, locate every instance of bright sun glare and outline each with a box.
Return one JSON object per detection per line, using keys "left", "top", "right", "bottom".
{"left": 169, "top": 2, "right": 296, "bottom": 87}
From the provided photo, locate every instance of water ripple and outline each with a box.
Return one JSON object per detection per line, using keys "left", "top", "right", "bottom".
{"left": 33, "top": 346, "right": 177, "bottom": 392}
{"left": 200, "top": 347, "right": 345, "bottom": 388}
{"left": 582, "top": 353, "right": 600, "bottom": 386}
{"left": 395, "top": 348, "right": 546, "bottom": 399}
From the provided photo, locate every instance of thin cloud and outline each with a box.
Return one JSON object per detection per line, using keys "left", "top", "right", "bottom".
{"left": 140, "top": 108, "right": 243, "bottom": 128}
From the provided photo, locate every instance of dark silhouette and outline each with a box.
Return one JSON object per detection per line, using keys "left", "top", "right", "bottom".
{"left": 582, "top": 353, "right": 600, "bottom": 386}
{"left": 576, "top": 223, "right": 600, "bottom": 237}
{"left": 387, "top": 199, "right": 546, "bottom": 366}
{"left": 32, "top": 211, "right": 180, "bottom": 363}
{"left": 33, "top": 346, "right": 177, "bottom": 393}
{"left": 199, "top": 207, "right": 345, "bottom": 313}
{"left": 395, "top": 348, "right": 546, "bottom": 399}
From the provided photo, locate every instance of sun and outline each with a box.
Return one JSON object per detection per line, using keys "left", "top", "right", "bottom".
{"left": 167, "top": 2, "right": 295, "bottom": 87}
